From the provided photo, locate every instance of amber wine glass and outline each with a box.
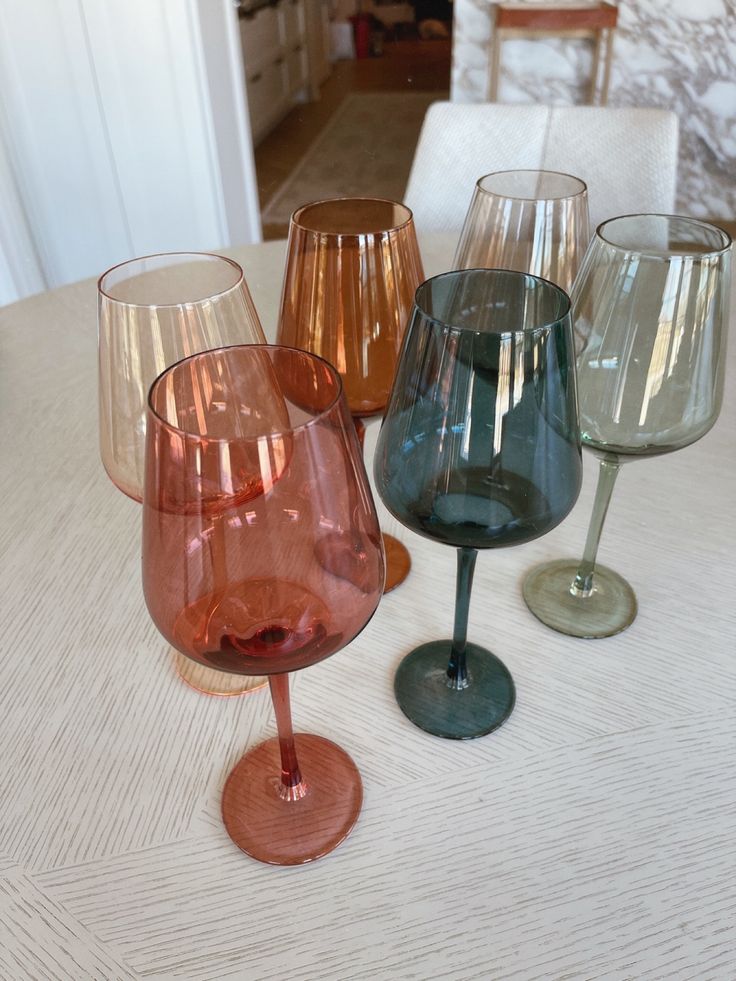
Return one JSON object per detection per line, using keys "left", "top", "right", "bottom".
{"left": 142, "top": 344, "right": 384, "bottom": 864}
{"left": 98, "top": 251, "right": 267, "bottom": 695}
{"left": 277, "top": 197, "right": 425, "bottom": 592}
{"left": 454, "top": 170, "right": 591, "bottom": 293}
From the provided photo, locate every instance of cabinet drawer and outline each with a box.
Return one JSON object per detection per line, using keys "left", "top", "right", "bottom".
{"left": 240, "top": 4, "right": 280, "bottom": 78}
{"left": 287, "top": 44, "right": 307, "bottom": 94}
{"left": 282, "top": 0, "right": 305, "bottom": 49}
{"left": 246, "top": 59, "right": 288, "bottom": 141}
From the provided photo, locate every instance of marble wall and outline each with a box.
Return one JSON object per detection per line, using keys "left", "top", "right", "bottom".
{"left": 451, "top": 0, "right": 736, "bottom": 219}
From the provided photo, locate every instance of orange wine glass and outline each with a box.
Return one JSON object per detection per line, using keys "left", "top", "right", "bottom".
{"left": 277, "top": 197, "right": 425, "bottom": 592}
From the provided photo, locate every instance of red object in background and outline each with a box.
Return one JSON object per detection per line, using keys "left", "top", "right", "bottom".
{"left": 351, "top": 13, "right": 371, "bottom": 58}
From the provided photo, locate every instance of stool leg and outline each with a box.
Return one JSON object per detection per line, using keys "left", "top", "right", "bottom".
{"left": 590, "top": 29, "right": 603, "bottom": 105}
{"left": 488, "top": 31, "right": 501, "bottom": 101}
{"left": 600, "top": 27, "right": 614, "bottom": 105}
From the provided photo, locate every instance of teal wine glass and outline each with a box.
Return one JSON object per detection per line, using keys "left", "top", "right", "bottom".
{"left": 374, "top": 269, "right": 582, "bottom": 739}
{"left": 523, "top": 215, "right": 731, "bottom": 638}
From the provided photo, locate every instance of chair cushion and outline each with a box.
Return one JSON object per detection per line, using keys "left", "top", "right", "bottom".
{"left": 404, "top": 102, "right": 550, "bottom": 231}
{"left": 404, "top": 101, "right": 679, "bottom": 233}
{"left": 545, "top": 106, "right": 679, "bottom": 228}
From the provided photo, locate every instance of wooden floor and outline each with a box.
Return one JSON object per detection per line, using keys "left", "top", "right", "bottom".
{"left": 253, "top": 39, "right": 734, "bottom": 242}
{"left": 255, "top": 39, "right": 452, "bottom": 239}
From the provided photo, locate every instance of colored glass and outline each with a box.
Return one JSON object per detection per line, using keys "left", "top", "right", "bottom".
{"left": 523, "top": 215, "right": 732, "bottom": 637}
{"left": 142, "top": 344, "right": 384, "bottom": 863}
{"left": 454, "top": 170, "right": 591, "bottom": 293}
{"left": 374, "top": 269, "right": 581, "bottom": 738}
{"left": 98, "top": 251, "right": 268, "bottom": 695}
{"left": 277, "top": 197, "right": 425, "bottom": 592}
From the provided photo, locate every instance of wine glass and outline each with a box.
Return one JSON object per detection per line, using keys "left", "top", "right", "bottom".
{"left": 374, "top": 268, "right": 582, "bottom": 739}
{"left": 523, "top": 214, "right": 731, "bottom": 638}
{"left": 98, "top": 251, "right": 268, "bottom": 696}
{"left": 276, "top": 197, "right": 425, "bottom": 592}
{"left": 142, "top": 344, "right": 384, "bottom": 864}
{"left": 454, "top": 170, "right": 591, "bottom": 293}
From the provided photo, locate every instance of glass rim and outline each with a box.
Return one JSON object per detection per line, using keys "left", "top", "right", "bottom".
{"left": 476, "top": 169, "right": 588, "bottom": 201}
{"left": 595, "top": 213, "right": 733, "bottom": 258}
{"left": 290, "top": 196, "right": 414, "bottom": 237}
{"left": 413, "top": 268, "right": 572, "bottom": 337}
{"left": 98, "top": 251, "right": 246, "bottom": 307}
{"left": 146, "top": 343, "right": 346, "bottom": 445}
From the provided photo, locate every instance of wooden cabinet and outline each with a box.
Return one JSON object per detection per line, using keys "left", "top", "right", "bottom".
{"left": 239, "top": 0, "right": 311, "bottom": 144}
{"left": 305, "top": 0, "right": 332, "bottom": 97}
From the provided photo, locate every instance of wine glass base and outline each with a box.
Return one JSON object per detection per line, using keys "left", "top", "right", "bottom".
{"left": 394, "top": 641, "right": 516, "bottom": 740}
{"left": 382, "top": 533, "right": 411, "bottom": 592}
{"left": 221, "top": 734, "right": 362, "bottom": 865}
{"left": 522, "top": 559, "right": 638, "bottom": 639}
{"left": 173, "top": 650, "right": 267, "bottom": 697}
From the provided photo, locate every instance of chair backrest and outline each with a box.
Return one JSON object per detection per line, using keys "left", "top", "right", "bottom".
{"left": 404, "top": 103, "right": 679, "bottom": 233}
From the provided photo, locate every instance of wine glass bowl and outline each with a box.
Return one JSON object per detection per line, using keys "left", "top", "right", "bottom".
{"left": 143, "top": 344, "right": 384, "bottom": 863}
{"left": 277, "top": 197, "right": 425, "bottom": 591}
{"left": 374, "top": 268, "right": 582, "bottom": 739}
{"left": 99, "top": 252, "right": 265, "bottom": 501}
{"left": 454, "top": 170, "right": 591, "bottom": 292}
{"left": 98, "top": 251, "right": 269, "bottom": 695}
{"left": 523, "top": 214, "right": 732, "bottom": 638}
{"left": 574, "top": 215, "right": 729, "bottom": 455}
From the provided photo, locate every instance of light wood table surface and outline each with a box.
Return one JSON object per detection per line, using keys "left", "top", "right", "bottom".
{"left": 1, "top": 235, "right": 734, "bottom": 980}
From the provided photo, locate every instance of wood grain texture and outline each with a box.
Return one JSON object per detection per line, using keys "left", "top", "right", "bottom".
{"left": 1, "top": 236, "right": 734, "bottom": 980}
{"left": 495, "top": 3, "right": 618, "bottom": 31}
{"left": 0, "top": 867, "right": 137, "bottom": 980}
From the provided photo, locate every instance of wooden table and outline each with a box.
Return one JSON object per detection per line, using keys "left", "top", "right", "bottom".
{"left": 1, "top": 235, "right": 735, "bottom": 979}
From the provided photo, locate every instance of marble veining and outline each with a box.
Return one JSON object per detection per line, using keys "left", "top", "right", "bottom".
{"left": 451, "top": 0, "right": 736, "bottom": 219}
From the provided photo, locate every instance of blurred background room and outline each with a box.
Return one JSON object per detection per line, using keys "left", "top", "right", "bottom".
{"left": 0, "top": 0, "right": 733, "bottom": 305}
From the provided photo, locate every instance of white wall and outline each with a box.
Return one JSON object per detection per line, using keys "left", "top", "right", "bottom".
{"left": 0, "top": 0, "right": 261, "bottom": 306}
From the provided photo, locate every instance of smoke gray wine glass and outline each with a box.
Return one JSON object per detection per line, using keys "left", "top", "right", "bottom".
{"left": 374, "top": 269, "right": 582, "bottom": 739}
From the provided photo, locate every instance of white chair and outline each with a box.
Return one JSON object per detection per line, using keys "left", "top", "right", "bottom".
{"left": 404, "top": 103, "right": 679, "bottom": 233}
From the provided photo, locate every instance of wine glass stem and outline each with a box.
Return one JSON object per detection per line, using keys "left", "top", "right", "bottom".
{"left": 269, "top": 674, "right": 308, "bottom": 802}
{"left": 572, "top": 453, "right": 621, "bottom": 597}
{"left": 353, "top": 417, "right": 366, "bottom": 451}
{"left": 447, "top": 546, "right": 477, "bottom": 690}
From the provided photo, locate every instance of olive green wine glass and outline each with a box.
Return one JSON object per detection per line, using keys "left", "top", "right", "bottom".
{"left": 523, "top": 214, "right": 731, "bottom": 638}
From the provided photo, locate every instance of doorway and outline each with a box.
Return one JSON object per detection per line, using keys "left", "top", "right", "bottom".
{"left": 253, "top": 9, "right": 452, "bottom": 239}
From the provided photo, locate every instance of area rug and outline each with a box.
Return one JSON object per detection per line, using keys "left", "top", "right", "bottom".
{"left": 261, "top": 91, "right": 445, "bottom": 226}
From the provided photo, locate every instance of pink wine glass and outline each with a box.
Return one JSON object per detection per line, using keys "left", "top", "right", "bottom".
{"left": 142, "top": 344, "right": 384, "bottom": 864}
{"left": 98, "top": 251, "right": 268, "bottom": 697}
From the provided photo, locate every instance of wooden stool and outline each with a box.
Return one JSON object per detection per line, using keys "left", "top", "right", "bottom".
{"left": 489, "top": 2, "right": 618, "bottom": 105}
